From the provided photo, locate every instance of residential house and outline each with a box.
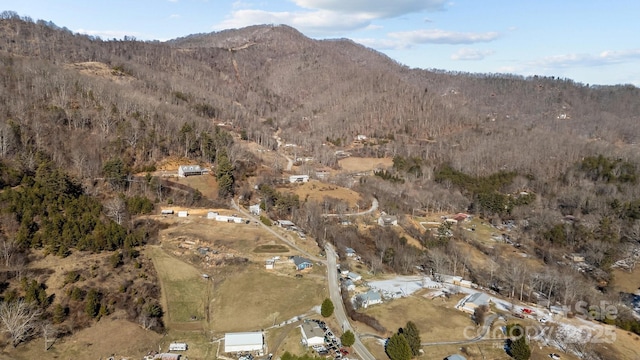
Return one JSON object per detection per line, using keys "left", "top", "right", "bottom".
{"left": 178, "top": 165, "right": 205, "bottom": 177}
{"left": 344, "top": 279, "right": 356, "bottom": 292}
{"left": 291, "top": 256, "right": 313, "bottom": 271}
{"left": 276, "top": 220, "right": 296, "bottom": 229}
{"left": 289, "top": 175, "right": 309, "bottom": 183}
{"left": 459, "top": 292, "right": 490, "bottom": 314}
{"left": 347, "top": 272, "right": 362, "bottom": 282}
{"left": 249, "top": 204, "right": 261, "bottom": 215}
{"left": 356, "top": 290, "right": 383, "bottom": 308}
{"left": 265, "top": 259, "right": 274, "bottom": 270}
{"left": 345, "top": 247, "right": 356, "bottom": 257}
{"left": 377, "top": 214, "right": 398, "bottom": 227}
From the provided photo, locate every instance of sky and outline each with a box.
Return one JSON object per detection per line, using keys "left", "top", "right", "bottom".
{"left": 3, "top": 1, "right": 640, "bottom": 86}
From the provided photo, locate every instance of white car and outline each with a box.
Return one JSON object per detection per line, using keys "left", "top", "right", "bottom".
{"left": 539, "top": 317, "right": 549, "bottom": 323}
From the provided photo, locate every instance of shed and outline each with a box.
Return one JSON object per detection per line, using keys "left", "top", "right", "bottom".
{"left": 169, "top": 343, "right": 188, "bottom": 351}
{"left": 178, "top": 165, "right": 204, "bottom": 177}
{"left": 161, "top": 209, "right": 174, "bottom": 215}
{"left": 207, "top": 211, "right": 219, "bottom": 219}
{"left": 265, "top": 259, "right": 275, "bottom": 270}
{"left": 300, "top": 321, "right": 325, "bottom": 347}
{"left": 178, "top": 211, "right": 188, "bottom": 218}
{"left": 344, "top": 279, "right": 356, "bottom": 291}
{"left": 224, "top": 332, "right": 264, "bottom": 353}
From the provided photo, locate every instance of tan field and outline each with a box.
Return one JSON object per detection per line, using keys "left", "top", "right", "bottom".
{"left": 339, "top": 157, "right": 393, "bottom": 172}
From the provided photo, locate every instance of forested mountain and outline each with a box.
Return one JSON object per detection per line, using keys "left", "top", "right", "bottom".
{"left": 1, "top": 10, "right": 640, "bottom": 354}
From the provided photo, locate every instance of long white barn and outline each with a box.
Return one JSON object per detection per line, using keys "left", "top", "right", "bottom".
{"left": 224, "top": 332, "right": 264, "bottom": 353}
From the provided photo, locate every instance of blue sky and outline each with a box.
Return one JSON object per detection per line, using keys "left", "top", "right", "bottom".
{"left": 3, "top": 1, "right": 639, "bottom": 86}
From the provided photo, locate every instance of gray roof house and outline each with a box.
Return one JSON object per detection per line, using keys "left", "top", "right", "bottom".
{"left": 356, "top": 290, "right": 382, "bottom": 308}
{"left": 377, "top": 214, "right": 398, "bottom": 226}
{"left": 291, "top": 256, "right": 313, "bottom": 271}
{"left": 460, "top": 292, "right": 490, "bottom": 314}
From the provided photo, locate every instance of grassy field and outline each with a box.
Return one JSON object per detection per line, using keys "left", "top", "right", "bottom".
{"left": 338, "top": 157, "right": 393, "bottom": 172}
{"left": 149, "top": 246, "right": 210, "bottom": 326}
{"left": 612, "top": 268, "right": 640, "bottom": 293}
{"left": 283, "top": 179, "right": 362, "bottom": 207}
{"left": 211, "top": 263, "right": 326, "bottom": 333}
{"left": 363, "top": 292, "right": 476, "bottom": 340}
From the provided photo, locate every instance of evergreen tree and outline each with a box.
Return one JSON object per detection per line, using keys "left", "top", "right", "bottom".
{"left": 215, "top": 149, "right": 234, "bottom": 198}
{"left": 385, "top": 332, "right": 411, "bottom": 360}
{"left": 510, "top": 335, "right": 531, "bottom": 360}
{"left": 402, "top": 321, "right": 421, "bottom": 356}
{"left": 321, "top": 298, "right": 334, "bottom": 317}
{"left": 340, "top": 330, "right": 355, "bottom": 347}
{"left": 85, "top": 289, "right": 100, "bottom": 318}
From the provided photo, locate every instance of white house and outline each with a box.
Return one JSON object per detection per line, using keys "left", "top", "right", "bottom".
{"left": 276, "top": 220, "right": 296, "bottom": 229}
{"left": 300, "top": 321, "right": 325, "bottom": 347}
{"left": 378, "top": 214, "right": 398, "bottom": 226}
{"left": 178, "top": 211, "right": 188, "bottom": 218}
{"left": 289, "top": 175, "right": 309, "bottom": 183}
{"left": 161, "top": 209, "right": 174, "bottom": 215}
{"left": 249, "top": 204, "right": 261, "bottom": 215}
{"left": 265, "top": 259, "right": 275, "bottom": 270}
{"left": 224, "top": 332, "right": 264, "bottom": 353}
{"left": 356, "top": 290, "right": 383, "bottom": 308}
{"left": 206, "top": 211, "right": 219, "bottom": 219}
{"left": 178, "top": 165, "right": 205, "bottom": 177}
{"left": 215, "top": 215, "right": 244, "bottom": 223}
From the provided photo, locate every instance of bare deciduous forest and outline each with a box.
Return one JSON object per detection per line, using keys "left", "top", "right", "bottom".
{"left": 1, "top": 11, "right": 640, "bottom": 358}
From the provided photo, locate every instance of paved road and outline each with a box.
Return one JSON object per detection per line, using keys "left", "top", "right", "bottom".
{"left": 230, "top": 199, "right": 322, "bottom": 262}
{"left": 322, "top": 198, "right": 379, "bottom": 218}
{"left": 325, "top": 244, "right": 376, "bottom": 360}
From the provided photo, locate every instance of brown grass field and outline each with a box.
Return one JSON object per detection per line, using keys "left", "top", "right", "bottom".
{"left": 149, "top": 246, "right": 210, "bottom": 327}
{"left": 211, "top": 263, "right": 326, "bottom": 334}
{"left": 362, "top": 292, "right": 476, "bottom": 341}
{"left": 0, "top": 316, "right": 163, "bottom": 360}
{"left": 282, "top": 179, "right": 362, "bottom": 207}
{"left": 338, "top": 157, "right": 393, "bottom": 172}
{"left": 611, "top": 268, "right": 640, "bottom": 294}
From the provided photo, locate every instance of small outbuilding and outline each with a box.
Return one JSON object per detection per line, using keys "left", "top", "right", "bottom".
{"left": 169, "top": 343, "right": 188, "bottom": 351}
{"left": 178, "top": 211, "right": 188, "bottom": 218}
{"left": 289, "top": 175, "right": 309, "bottom": 183}
{"left": 224, "top": 332, "right": 264, "bottom": 353}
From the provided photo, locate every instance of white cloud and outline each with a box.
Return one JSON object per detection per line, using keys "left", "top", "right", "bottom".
{"left": 292, "top": 0, "right": 446, "bottom": 18}
{"left": 353, "top": 37, "right": 410, "bottom": 50}
{"left": 75, "top": 28, "right": 143, "bottom": 40}
{"left": 451, "top": 48, "right": 494, "bottom": 61}
{"left": 389, "top": 29, "right": 499, "bottom": 45}
{"left": 534, "top": 49, "right": 640, "bottom": 68}
{"left": 169, "top": 14, "right": 181, "bottom": 19}
{"left": 214, "top": 9, "right": 372, "bottom": 35}
{"left": 167, "top": 0, "right": 179, "bottom": 2}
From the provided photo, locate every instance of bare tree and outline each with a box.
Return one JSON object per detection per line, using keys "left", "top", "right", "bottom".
{"left": 41, "top": 321, "right": 57, "bottom": 351}
{"left": 0, "top": 214, "right": 20, "bottom": 268}
{"left": 0, "top": 300, "right": 43, "bottom": 347}
{"left": 104, "top": 197, "right": 127, "bottom": 225}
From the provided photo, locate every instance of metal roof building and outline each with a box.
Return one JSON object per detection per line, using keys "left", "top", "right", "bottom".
{"left": 224, "top": 332, "right": 264, "bottom": 353}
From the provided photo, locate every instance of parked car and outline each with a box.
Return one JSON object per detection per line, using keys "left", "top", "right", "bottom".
{"left": 339, "top": 348, "right": 349, "bottom": 355}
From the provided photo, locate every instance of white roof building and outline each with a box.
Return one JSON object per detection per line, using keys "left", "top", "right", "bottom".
{"left": 224, "top": 332, "right": 264, "bottom": 353}
{"left": 300, "top": 321, "right": 325, "bottom": 347}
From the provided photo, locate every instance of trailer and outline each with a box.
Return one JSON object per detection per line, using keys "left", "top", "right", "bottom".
{"left": 168, "top": 342, "right": 188, "bottom": 351}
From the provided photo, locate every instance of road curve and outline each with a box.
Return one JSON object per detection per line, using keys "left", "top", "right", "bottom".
{"left": 325, "top": 243, "right": 377, "bottom": 360}
{"left": 322, "top": 198, "right": 379, "bottom": 218}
